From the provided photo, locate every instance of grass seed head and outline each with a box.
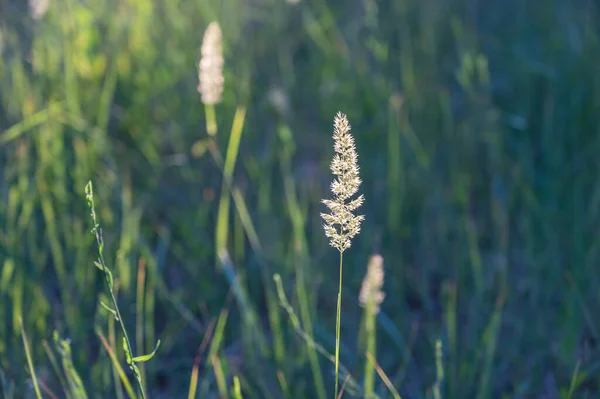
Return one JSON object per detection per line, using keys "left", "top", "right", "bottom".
{"left": 359, "top": 254, "right": 385, "bottom": 313}
{"left": 29, "top": 0, "right": 49, "bottom": 20}
{"left": 198, "top": 22, "right": 224, "bottom": 105}
{"left": 321, "top": 112, "right": 364, "bottom": 252}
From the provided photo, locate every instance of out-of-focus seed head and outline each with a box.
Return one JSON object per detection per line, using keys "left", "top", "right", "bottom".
{"left": 198, "top": 22, "right": 224, "bottom": 105}
{"left": 29, "top": 0, "right": 49, "bottom": 20}
{"left": 359, "top": 254, "right": 385, "bottom": 313}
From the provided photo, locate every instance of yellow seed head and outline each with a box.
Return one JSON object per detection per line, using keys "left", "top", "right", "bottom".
{"left": 359, "top": 254, "right": 385, "bottom": 313}
{"left": 198, "top": 22, "right": 224, "bottom": 105}
{"left": 321, "top": 112, "right": 364, "bottom": 252}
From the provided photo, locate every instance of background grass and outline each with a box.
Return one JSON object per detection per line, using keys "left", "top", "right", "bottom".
{"left": 1, "top": 0, "right": 600, "bottom": 397}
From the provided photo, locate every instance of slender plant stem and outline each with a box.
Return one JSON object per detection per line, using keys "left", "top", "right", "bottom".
{"left": 86, "top": 182, "right": 147, "bottom": 399}
{"left": 98, "top": 240, "right": 147, "bottom": 399}
{"left": 364, "top": 304, "right": 376, "bottom": 397}
{"left": 334, "top": 251, "right": 343, "bottom": 398}
{"left": 205, "top": 104, "right": 217, "bottom": 136}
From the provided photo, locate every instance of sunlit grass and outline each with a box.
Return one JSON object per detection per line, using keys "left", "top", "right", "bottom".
{"left": 1, "top": 0, "right": 599, "bottom": 397}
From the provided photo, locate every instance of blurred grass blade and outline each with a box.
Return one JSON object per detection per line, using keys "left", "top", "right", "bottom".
{"left": 207, "top": 305, "right": 230, "bottom": 365}
{"left": 20, "top": 318, "right": 42, "bottom": 399}
{"left": 567, "top": 358, "right": 582, "bottom": 399}
{"left": 233, "top": 376, "right": 243, "bottom": 399}
{"left": 96, "top": 329, "right": 137, "bottom": 399}
{"left": 212, "top": 355, "right": 229, "bottom": 399}
{"left": 476, "top": 293, "right": 504, "bottom": 399}
{"left": 279, "top": 124, "right": 326, "bottom": 399}
{"left": 216, "top": 106, "right": 247, "bottom": 255}
{"left": 276, "top": 371, "right": 291, "bottom": 399}
{"left": 42, "top": 340, "right": 71, "bottom": 399}
{"left": 53, "top": 333, "right": 88, "bottom": 399}
{"left": 0, "top": 102, "right": 62, "bottom": 144}
{"left": 217, "top": 249, "right": 268, "bottom": 354}
{"left": 0, "top": 368, "right": 15, "bottom": 399}
{"left": 188, "top": 318, "right": 217, "bottom": 399}
{"left": 365, "top": 351, "right": 400, "bottom": 399}
{"left": 187, "top": 360, "right": 200, "bottom": 399}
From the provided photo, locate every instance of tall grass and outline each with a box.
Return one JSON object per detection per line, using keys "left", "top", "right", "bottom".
{"left": 1, "top": 0, "right": 600, "bottom": 397}
{"left": 359, "top": 255, "right": 385, "bottom": 398}
{"left": 320, "top": 112, "right": 364, "bottom": 397}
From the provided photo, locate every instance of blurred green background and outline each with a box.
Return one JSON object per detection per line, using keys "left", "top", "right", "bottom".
{"left": 1, "top": 0, "right": 600, "bottom": 397}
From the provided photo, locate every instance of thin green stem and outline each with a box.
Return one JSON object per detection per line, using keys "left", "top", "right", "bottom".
{"left": 334, "top": 251, "right": 343, "bottom": 398}
{"left": 434, "top": 339, "right": 443, "bottom": 399}
{"left": 205, "top": 103, "right": 217, "bottom": 136}
{"left": 85, "top": 182, "right": 147, "bottom": 399}
{"left": 364, "top": 304, "right": 376, "bottom": 398}
{"left": 100, "top": 248, "right": 147, "bottom": 399}
{"left": 273, "top": 274, "right": 361, "bottom": 396}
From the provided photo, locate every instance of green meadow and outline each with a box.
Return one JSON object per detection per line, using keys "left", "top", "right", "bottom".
{"left": 1, "top": 0, "right": 599, "bottom": 397}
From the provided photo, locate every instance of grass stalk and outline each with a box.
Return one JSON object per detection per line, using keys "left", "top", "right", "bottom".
{"left": 85, "top": 181, "right": 160, "bottom": 399}
{"left": 321, "top": 113, "right": 364, "bottom": 398}
{"left": 433, "top": 339, "right": 444, "bottom": 399}
{"left": 136, "top": 259, "right": 147, "bottom": 393}
{"left": 334, "top": 251, "right": 343, "bottom": 398}
{"left": 360, "top": 254, "right": 385, "bottom": 398}
{"left": 205, "top": 104, "right": 218, "bottom": 136}
{"left": 363, "top": 305, "right": 376, "bottom": 398}
{"left": 108, "top": 309, "right": 125, "bottom": 399}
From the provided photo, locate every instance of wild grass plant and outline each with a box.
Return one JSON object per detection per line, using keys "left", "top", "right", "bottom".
{"left": 320, "top": 112, "right": 364, "bottom": 397}
{"left": 85, "top": 181, "right": 160, "bottom": 399}
{"left": 1, "top": 0, "right": 600, "bottom": 398}
{"left": 359, "top": 255, "right": 385, "bottom": 398}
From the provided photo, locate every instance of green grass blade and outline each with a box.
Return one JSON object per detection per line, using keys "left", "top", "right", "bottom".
{"left": 216, "top": 106, "right": 247, "bottom": 255}
{"left": 19, "top": 318, "right": 42, "bottom": 399}
{"left": 96, "top": 329, "right": 137, "bottom": 399}
{"left": 42, "top": 340, "right": 72, "bottom": 399}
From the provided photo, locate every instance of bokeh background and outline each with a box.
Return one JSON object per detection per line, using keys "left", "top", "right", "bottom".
{"left": 1, "top": 0, "right": 600, "bottom": 397}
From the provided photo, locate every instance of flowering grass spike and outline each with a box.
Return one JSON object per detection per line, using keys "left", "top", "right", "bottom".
{"left": 321, "top": 112, "right": 364, "bottom": 252}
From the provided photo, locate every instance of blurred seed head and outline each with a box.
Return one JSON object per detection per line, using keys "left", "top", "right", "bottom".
{"left": 29, "top": 0, "right": 49, "bottom": 20}
{"left": 390, "top": 92, "right": 404, "bottom": 110}
{"left": 198, "top": 22, "right": 224, "bottom": 105}
{"left": 359, "top": 254, "right": 385, "bottom": 313}
{"left": 321, "top": 112, "right": 364, "bottom": 252}
{"left": 267, "top": 86, "right": 290, "bottom": 117}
